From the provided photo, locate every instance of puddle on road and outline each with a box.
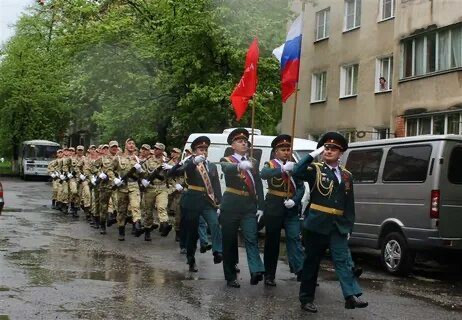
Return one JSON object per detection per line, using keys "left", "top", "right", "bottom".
{"left": 6, "top": 238, "right": 186, "bottom": 288}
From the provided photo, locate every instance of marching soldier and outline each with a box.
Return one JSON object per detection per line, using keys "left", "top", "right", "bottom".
{"left": 47, "top": 149, "right": 62, "bottom": 209}
{"left": 176, "top": 136, "right": 223, "bottom": 272}
{"left": 260, "top": 135, "right": 305, "bottom": 286}
{"left": 94, "top": 144, "right": 115, "bottom": 234}
{"left": 219, "top": 128, "right": 265, "bottom": 288}
{"left": 140, "top": 142, "right": 172, "bottom": 238}
{"left": 112, "top": 139, "right": 143, "bottom": 240}
{"left": 293, "top": 132, "right": 367, "bottom": 313}
{"left": 88, "top": 145, "right": 101, "bottom": 227}
{"left": 59, "top": 148, "right": 71, "bottom": 214}
{"left": 77, "top": 145, "right": 92, "bottom": 221}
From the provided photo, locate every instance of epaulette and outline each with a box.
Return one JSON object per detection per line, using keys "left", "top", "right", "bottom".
{"left": 340, "top": 165, "right": 352, "bottom": 175}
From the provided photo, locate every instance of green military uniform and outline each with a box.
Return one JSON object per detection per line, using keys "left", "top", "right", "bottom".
{"left": 260, "top": 135, "right": 305, "bottom": 286}
{"left": 293, "top": 132, "right": 366, "bottom": 312}
{"left": 219, "top": 128, "right": 265, "bottom": 288}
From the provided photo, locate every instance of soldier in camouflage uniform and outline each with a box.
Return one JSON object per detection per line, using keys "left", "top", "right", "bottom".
{"left": 140, "top": 142, "right": 172, "bottom": 239}
{"left": 59, "top": 148, "right": 71, "bottom": 214}
{"left": 112, "top": 139, "right": 143, "bottom": 241}
{"left": 76, "top": 145, "right": 92, "bottom": 221}
{"left": 89, "top": 145, "right": 101, "bottom": 227}
{"left": 94, "top": 144, "right": 115, "bottom": 234}
{"left": 47, "top": 149, "right": 62, "bottom": 209}
{"left": 67, "top": 147, "right": 80, "bottom": 217}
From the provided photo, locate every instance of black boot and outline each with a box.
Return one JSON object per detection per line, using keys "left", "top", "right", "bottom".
{"left": 93, "top": 216, "right": 100, "bottom": 229}
{"left": 52, "top": 199, "right": 56, "bottom": 209}
{"left": 71, "top": 203, "right": 78, "bottom": 217}
{"left": 100, "top": 220, "right": 107, "bottom": 234}
{"left": 131, "top": 223, "right": 136, "bottom": 235}
{"left": 134, "top": 221, "right": 144, "bottom": 237}
{"left": 84, "top": 208, "right": 91, "bottom": 222}
{"left": 160, "top": 222, "right": 172, "bottom": 237}
{"left": 107, "top": 213, "right": 116, "bottom": 227}
{"left": 118, "top": 226, "right": 125, "bottom": 241}
{"left": 144, "top": 229, "right": 152, "bottom": 241}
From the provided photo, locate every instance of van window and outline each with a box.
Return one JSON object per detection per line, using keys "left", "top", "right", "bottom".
{"left": 448, "top": 146, "right": 462, "bottom": 184}
{"left": 224, "top": 147, "right": 263, "bottom": 169}
{"left": 345, "top": 149, "right": 382, "bottom": 183}
{"left": 383, "top": 145, "right": 432, "bottom": 182}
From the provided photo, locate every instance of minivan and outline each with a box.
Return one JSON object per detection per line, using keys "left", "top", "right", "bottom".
{"left": 342, "top": 135, "right": 462, "bottom": 275}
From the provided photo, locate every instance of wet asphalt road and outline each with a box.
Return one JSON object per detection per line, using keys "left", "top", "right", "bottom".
{"left": 0, "top": 177, "right": 461, "bottom": 320}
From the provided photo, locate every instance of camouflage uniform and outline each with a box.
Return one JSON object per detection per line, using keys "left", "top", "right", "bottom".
{"left": 95, "top": 153, "right": 116, "bottom": 234}
{"left": 47, "top": 157, "right": 60, "bottom": 209}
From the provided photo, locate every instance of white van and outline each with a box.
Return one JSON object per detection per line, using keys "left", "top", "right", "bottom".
{"left": 184, "top": 128, "right": 317, "bottom": 200}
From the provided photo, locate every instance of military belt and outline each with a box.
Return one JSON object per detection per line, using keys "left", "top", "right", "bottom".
{"left": 225, "top": 187, "right": 250, "bottom": 197}
{"left": 267, "top": 189, "right": 293, "bottom": 198}
{"left": 310, "top": 203, "right": 343, "bottom": 216}
{"left": 188, "top": 185, "right": 206, "bottom": 192}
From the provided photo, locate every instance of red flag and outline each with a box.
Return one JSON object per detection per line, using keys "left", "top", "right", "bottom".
{"left": 230, "top": 38, "right": 259, "bottom": 121}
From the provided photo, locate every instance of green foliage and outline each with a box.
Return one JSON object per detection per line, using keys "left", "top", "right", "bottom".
{"left": 0, "top": 0, "right": 290, "bottom": 154}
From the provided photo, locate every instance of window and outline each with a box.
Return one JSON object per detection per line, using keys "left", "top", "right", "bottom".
{"left": 376, "top": 56, "right": 393, "bottom": 92}
{"left": 311, "top": 71, "right": 327, "bottom": 102}
{"left": 346, "top": 149, "right": 383, "bottom": 183}
{"left": 344, "top": 0, "right": 361, "bottom": 31}
{"left": 400, "top": 23, "right": 462, "bottom": 79}
{"left": 374, "top": 128, "right": 390, "bottom": 140}
{"left": 383, "top": 145, "right": 432, "bottom": 182}
{"left": 380, "top": 0, "right": 395, "bottom": 21}
{"left": 340, "top": 129, "right": 357, "bottom": 143}
{"left": 315, "top": 8, "right": 330, "bottom": 41}
{"left": 447, "top": 113, "right": 461, "bottom": 134}
{"left": 448, "top": 146, "right": 462, "bottom": 184}
{"left": 340, "top": 64, "right": 358, "bottom": 97}
{"left": 406, "top": 113, "right": 462, "bottom": 136}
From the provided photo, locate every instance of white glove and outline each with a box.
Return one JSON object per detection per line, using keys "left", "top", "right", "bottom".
{"left": 79, "top": 174, "right": 86, "bottom": 181}
{"left": 256, "top": 210, "right": 264, "bottom": 223}
{"left": 51, "top": 173, "right": 56, "bottom": 179}
{"left": 67, "top": 172, "right": 73, "bottom": 179}
{"left": 309, "top": 146, "right": 325, "bottom": 158}
{"left": 59, "top": 174, "right": 65, "bottom": 180}
{"left": 193, "top": 155, "right": 206, "bottom": 165}
{"left": 217, "top": 208, "right": 221, "bottom": 217}
{"left": 284, "top": 199, "right": 296, "bottom": 209}
{"left": 175, "top": 183, "right": 183, "bottom": 191}
{"left": 162, "top": 163, "right": 173, "bottom": 170}
{"left": 347, "top": 233, "right": 351, "bottom": 240}
{"left": 90, "top": 176, "right": 97, "bottom": 185}
{"left": 282, "top": 161, "right": 295, "bottom": 172}
{"left": 134, "top": 163, "right": 142, "bottom": 172}
{"left": 54, "top": 171, "right": 59, "bottom": 176}
{"left": 113, "top": 177, "right": 123, "bottom": 187}
{"left": 141, "top": 179, "right": 150, "bottom": 188}
{"left": 98, "top": 172, "right": 107, "bottom": 180}
{"left": 238, "top": 160, "right": 253, "bottom": 171}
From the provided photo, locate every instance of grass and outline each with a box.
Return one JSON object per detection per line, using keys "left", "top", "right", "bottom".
{"left": 0, "top": 161, "right": 13, "bottom": 175}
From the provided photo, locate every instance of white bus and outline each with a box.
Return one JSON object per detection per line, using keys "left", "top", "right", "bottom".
{"left": 18, "top": 140, "right": 60, "bottom": 179}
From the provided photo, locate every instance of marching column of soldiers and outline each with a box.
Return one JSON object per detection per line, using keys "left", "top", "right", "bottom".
{"left": 46, "top": 129, "right": 368, "bottom": 313}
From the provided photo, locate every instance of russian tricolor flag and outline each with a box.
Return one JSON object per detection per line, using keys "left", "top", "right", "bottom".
{"left": 273, "top": 14, "right": 303, "bottom": 103}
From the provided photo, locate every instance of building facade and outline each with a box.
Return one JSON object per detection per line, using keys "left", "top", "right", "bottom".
{"left": 281, "top": 0, "right": 462, "bottom": 141}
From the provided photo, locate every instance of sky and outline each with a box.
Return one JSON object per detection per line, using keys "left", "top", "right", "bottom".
{"left": 0, "top": 0, "right": 33, "bottom": 46}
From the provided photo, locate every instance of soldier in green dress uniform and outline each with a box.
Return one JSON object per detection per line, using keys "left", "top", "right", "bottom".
{"left": 219, "top": 128, "right": 265, "bottom": 288}
{"left": 260, "top": 134, "right": 305, "bottom": 286}
{"left": 293, "top": 132, "right": 368, "bottom": 313}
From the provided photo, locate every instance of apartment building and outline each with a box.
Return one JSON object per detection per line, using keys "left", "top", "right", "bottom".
{"left": 281, "top": 0, "right": 462, "bottom": 141}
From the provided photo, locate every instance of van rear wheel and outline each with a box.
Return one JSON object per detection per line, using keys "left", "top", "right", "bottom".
{"left": 380, "top": 232, "right": 415, "bottom": 276}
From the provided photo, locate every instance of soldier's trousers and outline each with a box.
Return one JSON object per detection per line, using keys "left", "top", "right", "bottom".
{"left": 168, "top": 192, "right": 182, "bottom": 231}
{"left": 263, "top": 196, "right": 304, "bottom": 280}
{"left": 219, "top": 196, "right": 264, "bottom": 281}
{"left": 117, "top": 182, "right": 141, "bottom": 226}
{"left": 299, "top": 229, "right": 362, "bottom": 304}
{"left": 69, "top": 178, "right": 79, "bottom": 203}
{"left": 184, "top": 206, "right": 222, "bottom": 265}
{"left": 91, "top": 188, "right": 100, "bottom": 217}
{"left": 79, "top": 181, "right": 91, "bottom": 208}
{"left": 51, "top": 180, "right": 58, "bottom": 200}
{"left": 99, "top": 187, "right": 112, "bottom": 222}
{"left": 59, "top": 180, "right": 69, "bottom": 204}
{"left": 143, "top": 187, "right": 169, "bottom": 227}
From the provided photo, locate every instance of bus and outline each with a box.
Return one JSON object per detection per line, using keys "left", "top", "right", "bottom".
{"left": 18, "top": 140, "right": 60, "bottom": 179}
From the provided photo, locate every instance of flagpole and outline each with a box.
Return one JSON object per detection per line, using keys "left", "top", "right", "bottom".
{"left": 289, "top": 0, "right": 307, "bottom": 160}
{"left": 250, "top": 95, "right": 256, "bottom": 159}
